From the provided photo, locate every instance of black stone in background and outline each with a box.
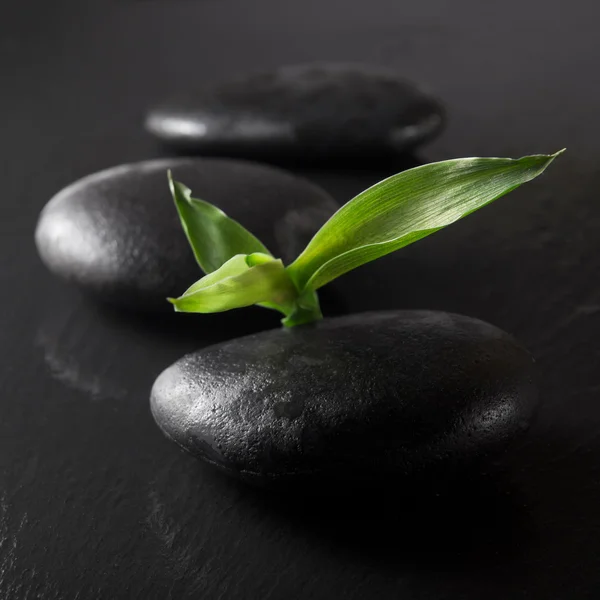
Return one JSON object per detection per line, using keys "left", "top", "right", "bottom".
{"left": 145, "top": 63, "right": 445, "bottom": 163}
{"left": 34, "top": 157, "right": 338, "bottom": 312}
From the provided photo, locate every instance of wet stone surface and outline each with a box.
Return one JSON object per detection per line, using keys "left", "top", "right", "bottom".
{"left": 151, "top": 310, "right": 537, "bottom": 490}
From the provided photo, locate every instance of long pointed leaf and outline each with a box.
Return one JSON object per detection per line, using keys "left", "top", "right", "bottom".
{"left": 287, "top": 152, "right": 563, "bottom": 291}
{"left": 169, "top": 172, "right": 271, "bottom": 274}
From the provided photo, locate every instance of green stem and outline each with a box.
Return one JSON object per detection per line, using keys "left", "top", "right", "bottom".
{"left": 280, "top": 289, "right": 323, "bottom": 328}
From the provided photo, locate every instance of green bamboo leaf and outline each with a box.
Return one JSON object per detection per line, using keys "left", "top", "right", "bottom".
{"left": 287, "top": 151, "right": 564, "bottom": 292}
{"left": 168, "top": 254, "right": 297, "bottom": 314}
{"left": 169, "top": 172, "right": 271, "bottom": 274}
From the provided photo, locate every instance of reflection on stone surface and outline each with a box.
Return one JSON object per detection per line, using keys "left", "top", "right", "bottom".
{"left": 35, "top": 328, "right": 127, "bottom": 401}
{"left": 33, "top": 286, "right": 279, "bottom": 403}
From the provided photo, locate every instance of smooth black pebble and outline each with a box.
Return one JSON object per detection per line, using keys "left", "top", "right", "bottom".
{"left": 35, "top": 158, "right": 338, "bottom": 311}
{"left": 145, "top": 63, "right": 445, "bottom": 161}
{"left": 151, "top": 311, "right": 537, "bottom": 490}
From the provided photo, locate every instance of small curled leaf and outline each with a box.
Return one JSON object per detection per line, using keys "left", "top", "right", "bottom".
{"left": 168, "top": 254, "right": 297, "bottom": 314}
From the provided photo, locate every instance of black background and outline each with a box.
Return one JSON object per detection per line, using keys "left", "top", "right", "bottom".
{"left": 3, "top": 1, "right": 600, "bottom": 598}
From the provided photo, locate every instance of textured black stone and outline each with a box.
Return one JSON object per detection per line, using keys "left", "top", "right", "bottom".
{"left": 35, "top": 157, "right": 337, "bottom": 311}
{"left": 151, "top": 311, "right": 537, "bottom": 489}
{"left": 145, "top": 63, "right": 445, "bottom": 161}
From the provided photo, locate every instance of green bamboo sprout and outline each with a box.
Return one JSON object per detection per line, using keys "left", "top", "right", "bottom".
{"left": 167, "top": 151, "right": 564, "bottom": 327}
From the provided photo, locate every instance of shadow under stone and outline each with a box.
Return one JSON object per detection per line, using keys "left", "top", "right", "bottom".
{"left": 157, "top": 143, "right": 423, "bottom": 173}
{"left": 245, "top": 461, "right": 531, "bottom": 572}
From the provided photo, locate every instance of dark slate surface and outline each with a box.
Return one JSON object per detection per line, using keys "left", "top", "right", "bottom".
{"left": 2, "top": 1, "right": 600, "bottom": 598}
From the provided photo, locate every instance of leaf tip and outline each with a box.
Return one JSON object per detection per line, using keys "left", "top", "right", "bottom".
{"left": 526, "top": 148, "right": 566, "bottom": 175}
{"left": 167, "top": 169, "right": 174, "bottom": 192}
{"left": 539, "top": 148, "right": 566, "bottom": 170}
{"left": 168, "top": 174, "right": 193, "bottom": 205}
{"left": 166, "top": 297, "right": 181, "bottom": 311}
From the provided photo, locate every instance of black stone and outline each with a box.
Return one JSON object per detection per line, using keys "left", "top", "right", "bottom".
{"left": 145, "top": 63, "right": 445, "bottom": 162}
{"left": 35, "top": 158, "right": 338, "bottom": 311}
{"left": 151, "top": 310, "right": 537, "bottom": 490}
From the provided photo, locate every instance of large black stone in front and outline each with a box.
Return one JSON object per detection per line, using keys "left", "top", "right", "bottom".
{"left": 145, "top": 63, "right": 445, "bottom": 161}
{"left": 35, "top": 158, "right": 338, "bottom": 311}
{"left": 151, "top": 311, "right": 537, "bottom": 490}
